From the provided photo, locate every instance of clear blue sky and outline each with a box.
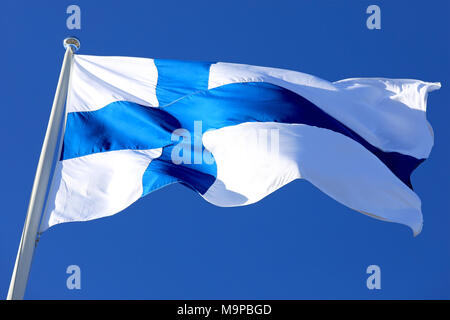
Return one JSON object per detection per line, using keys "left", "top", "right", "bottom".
{"left": 1, "top": 0, "right": 449, "bottom": 299}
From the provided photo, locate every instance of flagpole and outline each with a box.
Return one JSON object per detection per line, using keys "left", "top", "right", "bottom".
{"left": 7, "top": 38, "right": 80, "bottom": 300}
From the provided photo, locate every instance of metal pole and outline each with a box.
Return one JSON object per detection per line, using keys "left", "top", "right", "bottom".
{"left": 7, "top": 37, "right": 80, "bottom": 300}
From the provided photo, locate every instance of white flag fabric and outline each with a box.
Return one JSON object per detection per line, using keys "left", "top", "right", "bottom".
{"left": 39, "top": 55, "right": 440, "bottom": 235}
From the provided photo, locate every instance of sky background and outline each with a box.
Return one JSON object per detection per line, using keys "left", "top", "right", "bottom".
{"left": 1, "top": 0, "right": 449, "bottom": 299}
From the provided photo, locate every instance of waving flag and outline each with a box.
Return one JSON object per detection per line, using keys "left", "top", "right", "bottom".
{"left": 39, "top": 55, "right": 440, "bottom": 235}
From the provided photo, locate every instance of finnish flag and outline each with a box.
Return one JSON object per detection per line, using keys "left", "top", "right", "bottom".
{"left": 40, "top": 55, "right": 440, "bottom": 235}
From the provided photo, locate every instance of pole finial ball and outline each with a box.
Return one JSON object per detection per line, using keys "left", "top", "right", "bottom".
{"left": 63, "top": 37, "right": 81, "bottom": 52}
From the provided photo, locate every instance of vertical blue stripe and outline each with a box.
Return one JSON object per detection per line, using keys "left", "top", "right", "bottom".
{"left": 143, "top": 59, "right": 216, "bottom": 196}
{"left": 154, "top": 59, "right": 213, "bottom": 106}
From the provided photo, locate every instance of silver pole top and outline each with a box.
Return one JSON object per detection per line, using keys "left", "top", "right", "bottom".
{"left": 63, "top": 37, "right": 81, "bottom": 52}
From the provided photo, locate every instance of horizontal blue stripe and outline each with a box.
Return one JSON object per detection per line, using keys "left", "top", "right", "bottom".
{"left": 62, "top": 82, "right": 423, "bottom": 196}
{"left": 144, "top": 82, "right": 422, "bottom": 194}
{"left": 62, "top": 101, "right": 180, "bottom": 160}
